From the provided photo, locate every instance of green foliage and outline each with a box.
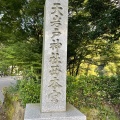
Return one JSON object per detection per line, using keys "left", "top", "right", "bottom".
{"left": 80, "top": 105, "right": 119, "bottom": 120}
{"left": 67, "top": 75, "right": 120, "bottom": 106}
{"left": 3, "top": 89, "right": 16, "bottom": 120}
{"left": 1, "top": 0, "right": 120, "bottom": 76}
{"left": 3, "top": 86, "right": 24, "bottom": 120}
{"left": 18, "top": 79, "right": 40, "bottom": 107}
{"left": 16, "top": 69, "right": 40, "bottom": 107}
{"left": 67, "top": 75, "right": 120, "bottom": 119}
{"left": 22, "top": 66, "right": 41, "bottom": 83}
{"left": 68, "top": 0, "right": 120, "bottom": 75}
{"left": 101, "top": 76, "right": 120, "bottom": 104}
{"left": 0, "top": 40, "right": 42, "bottom": 75}
{"left": 4, "top": 74, "right": 120, "bottom": 119}
{"left": 3, "top": 70, "right": 40, "bottom": 107}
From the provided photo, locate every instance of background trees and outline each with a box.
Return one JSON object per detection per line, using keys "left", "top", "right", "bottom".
{"left": 68, "top": 0, "right": 120, "bottom": 75}
{"left": 0, "top": 0, "right": 44, "bottom": 74}
{"left": 0, "top": 0, "right": 120, "bottom": 76}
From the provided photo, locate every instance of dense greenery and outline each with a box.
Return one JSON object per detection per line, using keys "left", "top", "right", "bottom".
{"left": 67, "top": 75, "right": 120, "bottom": 119}
{"left": 67, "top": 75, "right": 120, "bottom": 107}
{"left": 0, "top": 0, "right": 120, "bottom": 75}
{"left": 4, "top": 74, "right": 120, "bottom": 119}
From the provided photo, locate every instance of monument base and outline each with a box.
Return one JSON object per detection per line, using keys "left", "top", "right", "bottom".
{"left": 24, "top": 103, "right": 86, "bottom": 120}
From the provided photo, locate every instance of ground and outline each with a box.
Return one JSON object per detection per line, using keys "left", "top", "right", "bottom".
{"left": 0, "top": 76, "right": 17, "bottom": 120}
{"left": 0, "top": 76, "right": 17, "bottom": 103}
{"left": 0, "top": 105, "right": 7, "bottom": 120}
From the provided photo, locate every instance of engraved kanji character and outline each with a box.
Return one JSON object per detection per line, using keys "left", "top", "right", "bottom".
{"left": 48, "top": 90, "right": 61, "bottom": 103}
{"left": 49, "top": 65, "right": 61, "bottom": 75}
{"left": 50, "top": 52, "right": 61, "bottom": 64}
{"left": 51, "top": 28, "right": 61, "bottom": 38}
{"left": 50, "top": 15, "right": 62, "bottom": 27}
{"left": 48, "top": 77, "right": 62, "bottom": 89}
{"left": 51, "top": 3, "right": 63, "bottom": 16}
{"left": 50, "top": 39, "right": 62, "bottom": 51}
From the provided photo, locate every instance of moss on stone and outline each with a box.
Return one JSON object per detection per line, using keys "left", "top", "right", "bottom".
{"left": 3, "top": 92, "right": 24, "bottom": 120}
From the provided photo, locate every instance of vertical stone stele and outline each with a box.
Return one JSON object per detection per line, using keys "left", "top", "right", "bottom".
{"left": 24, "top": 0, "right": 86, "bottom": 120}
{"left": 40, "top": 0, "right": 68, "bottom": 112}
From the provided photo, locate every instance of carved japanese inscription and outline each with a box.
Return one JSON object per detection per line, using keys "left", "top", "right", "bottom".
{"left": 48, "top": 3, "right": 63, "bottom": 103}
{"left": 41, "top": 0, "right": 68, "bottom": 112}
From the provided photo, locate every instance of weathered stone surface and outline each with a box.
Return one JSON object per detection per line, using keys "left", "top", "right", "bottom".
{"left": 24, "top": 103, "right": 86, "bottom": 120}
{"left": 40, "top": 0, "right": 68, "bottom": 112}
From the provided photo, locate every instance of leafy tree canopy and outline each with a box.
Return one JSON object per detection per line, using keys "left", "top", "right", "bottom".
{"left": 0, "top": 0, "right": 120, "bottom": 75}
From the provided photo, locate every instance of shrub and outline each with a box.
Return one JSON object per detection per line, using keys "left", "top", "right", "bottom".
{"left": 67, "top": 75, "right": 120, "bottom": 119}
{"left": 3, "top": 70, "right": 41, "bottom": 107}
{"left": 18, "top": 79, "right": 40, "bottom": 107}
{"left": 16, "top": 68, "right": 41, "bottom": 107}
{"left": 4, "top": 74, "right": 119, "bottom": 119}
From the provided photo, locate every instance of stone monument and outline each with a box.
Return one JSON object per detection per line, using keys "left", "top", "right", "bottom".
{"left": 40, "top": 0, "right": 67, "bottom": 113}
{"left": 24, "top": 0, "right": 86, "bottom": 119}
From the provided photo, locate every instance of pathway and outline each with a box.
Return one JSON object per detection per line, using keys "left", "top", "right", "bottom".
{"left": 0, "top": 76, "right": 17, "bottom": 104}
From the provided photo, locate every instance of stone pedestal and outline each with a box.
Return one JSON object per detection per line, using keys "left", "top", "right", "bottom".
{"left": 24, "top": 103, "right": 86, "bottom": 120}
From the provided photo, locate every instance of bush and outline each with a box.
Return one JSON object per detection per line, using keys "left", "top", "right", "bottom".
{"left": 4, "top": 74, "right": 119, "bottom": 119}
{"left": 16, "top": 68, "right": 41, "bottom": 107}
{"left": 3, "top": 70, "right": 40, "bottom": 107}
{"left": 67, "top": 75, "right": 120, "bottom": 106}
{"left": 18, "top": 79, "right": 40, "bottom": 107}
{"left": 101, "top": 76, "right": 120, "bottom": 104}
{"left": 67, "top": 75, "right": 120, "bottom": 119}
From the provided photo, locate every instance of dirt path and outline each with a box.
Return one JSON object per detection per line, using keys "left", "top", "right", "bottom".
{"left": 0, "top": 76, "right": 17, "bottom": 103}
